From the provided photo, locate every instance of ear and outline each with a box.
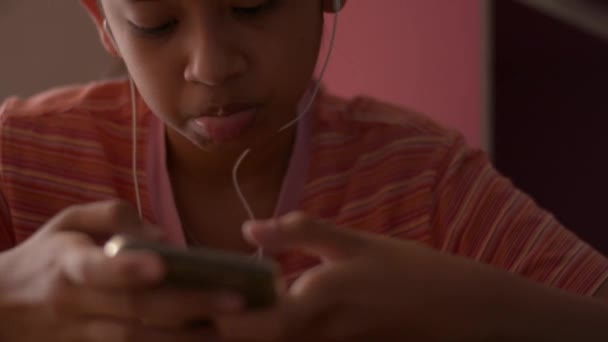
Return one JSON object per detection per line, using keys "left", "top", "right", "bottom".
{"left": 80, "top": 0, "right": 121, "bottom": 57}
{"left": 323, "top": 0, "right": 347, "bottom": 13}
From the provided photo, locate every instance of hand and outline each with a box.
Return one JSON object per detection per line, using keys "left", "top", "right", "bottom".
{"left": 0, "top": 200, "right": 244, "bottom": 342}
{"left": 215, "top": 212, "right": 503, "bottom": 342}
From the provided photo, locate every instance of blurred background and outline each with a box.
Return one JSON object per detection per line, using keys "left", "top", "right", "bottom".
{"left": 1, "top": 0, "right": 607, "bottom": 253}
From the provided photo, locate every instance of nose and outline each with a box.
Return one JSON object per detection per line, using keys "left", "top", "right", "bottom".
{"left": 183, "top": 21, "right": 248, "bottom": 87}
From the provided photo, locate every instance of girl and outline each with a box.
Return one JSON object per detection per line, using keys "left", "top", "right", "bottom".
{"left": 0, "top": 0, "right": 606, "bottom": 341}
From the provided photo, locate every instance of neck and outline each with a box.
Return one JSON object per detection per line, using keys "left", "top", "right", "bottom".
{"left": 165, "top": 126, "right": 296, "bottom": 195}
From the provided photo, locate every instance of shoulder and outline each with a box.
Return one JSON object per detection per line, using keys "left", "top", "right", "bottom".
{"left": 0, "top": 80, "right": 143, "bottom": 241}
{"left": 317, "top": 92, "right": 451, "bottom": 137}
{"left": 302, "top": 91, "right": 471, "bottom": 237}
{"left": 0, "top": 79, "right": 141, "bottom": 194}
{"left": 0, "top": 79, "right": 132, "bottom": 127}
{"left": 310, "top": 91, "right": 464, "bottom": 179}
{"left": 0, "top": 79, "right": 141, "bottom": 161}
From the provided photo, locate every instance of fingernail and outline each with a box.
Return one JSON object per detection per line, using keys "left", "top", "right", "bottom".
{"left": 244, "top": 219, "right": 279, "bottom": 230}
{"left": 242, "top": 221, "right": 255, "bottom": 231}
{"left": 243, "top": 220, "right": 278, "bottom": 243}
{"left": 137, "top": 265, "right": 160, "bottom": 281}
{"left": 143, "top": 223, "right": 167, "bottom": 240}
{"left": 216, "top": 294, "right": 244, "bottom": 313}
{"left": 129, "top": 257, "right": 164, "bottom": 281}
{"left": 242, "top": 221, "right": 264, "bottom": 236}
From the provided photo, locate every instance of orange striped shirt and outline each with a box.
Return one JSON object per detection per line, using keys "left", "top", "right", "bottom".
{"left": 1, "top": 79, "right": 606, "bottom": 295}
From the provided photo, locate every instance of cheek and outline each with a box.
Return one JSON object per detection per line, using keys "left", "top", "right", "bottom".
{"left": 122, "top": 46, "right": 185, "bottom": 120}
{"left": 256, "top": 24, "right": 323, "bottom": 107}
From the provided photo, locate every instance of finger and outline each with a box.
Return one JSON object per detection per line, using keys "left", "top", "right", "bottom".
{"left": 74, "top": 288, "right": 244, "bottom": 323}
{"left": 43, "top": 200, "right": 165, "bottom": 241}
{"left": 61, "top": 241, "right": 165, "bottom": 289}
{"left": 80, "top": 319, "right": 219, "bottom": 342}
{"left": 216, "top": 293, "right": 327, "bottom": 342}
{"left": 216, "top": 257, "right": 347, "bottom": 340}
{"left": 243, "top": 212, "right": 368, "bottom": 261}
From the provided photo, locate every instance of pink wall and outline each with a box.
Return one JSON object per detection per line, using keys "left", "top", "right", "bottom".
{"left": 0, "top": 2, "right": 111, "bottom": 101}
{"left": 323, "top": 0, "right": 483, "bottom": 147}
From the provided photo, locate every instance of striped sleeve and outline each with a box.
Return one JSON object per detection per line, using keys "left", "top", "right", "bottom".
{"left": 431, "top": 136, "right": 608, "bottom": 295}
{"left": 0, "top": 100, "right": 16, "bottom": 252}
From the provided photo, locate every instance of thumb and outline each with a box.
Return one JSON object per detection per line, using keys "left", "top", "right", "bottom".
{"left": 243, "top": 212, "right": 367, "bottom": 261}
{"left": 43, "top": 200, "right": 166, "bottom": 243}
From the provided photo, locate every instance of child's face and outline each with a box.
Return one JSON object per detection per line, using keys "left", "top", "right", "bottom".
{"left": 100, "top": 0, "right": 324, "bottom": 151}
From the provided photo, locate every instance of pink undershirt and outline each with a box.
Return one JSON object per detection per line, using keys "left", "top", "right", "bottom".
{"left": 146, "top": 108, "right": 313, "bottom": 247}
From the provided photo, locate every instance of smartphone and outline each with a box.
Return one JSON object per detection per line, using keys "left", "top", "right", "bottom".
{"left": 103, "top": 234, "right": 278, "bottom": 309}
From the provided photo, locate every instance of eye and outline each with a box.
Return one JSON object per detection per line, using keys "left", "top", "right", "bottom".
{"left": 233, "top": 5, "right": 264, "bottom": 15}
{"left": 232, "top": 0, "right": 276, "bottom": 16}
{"left": 129, "top": 20, "right": 178, "bottom": 37}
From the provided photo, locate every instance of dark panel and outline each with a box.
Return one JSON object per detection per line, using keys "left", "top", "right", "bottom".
{"left": 492, "top": 0, "right": 608, "bottom": 254}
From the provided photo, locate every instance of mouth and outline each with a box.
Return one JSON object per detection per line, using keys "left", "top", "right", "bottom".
{"left": 189, "top": 103, "right": 261, "bottom": 144}
{"left": 197, "top": 103, "right": 260, "bottom": 118}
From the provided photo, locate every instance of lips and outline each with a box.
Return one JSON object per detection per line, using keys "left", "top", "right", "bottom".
{"left": 198, "top": 103, "right": 258, "bottom": 117}
{"left": 190, "top": 103, "right": 259, "bottom": 143}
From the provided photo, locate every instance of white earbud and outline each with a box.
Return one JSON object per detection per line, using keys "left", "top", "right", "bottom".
{"left": 333, "top": 0, "right": 342, "bottom": 12}
{"left": 102, "top": 18, "right": 109, "bottom": 33}
{"left": 103, "top": 19, "right": 121, "bottom": 54}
